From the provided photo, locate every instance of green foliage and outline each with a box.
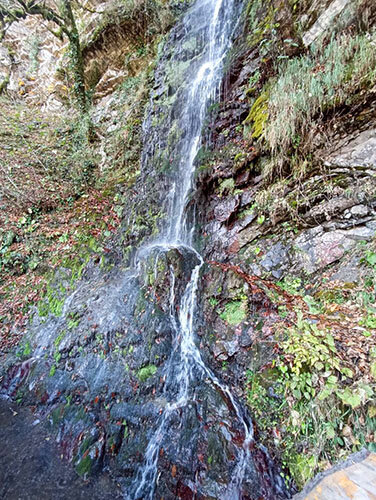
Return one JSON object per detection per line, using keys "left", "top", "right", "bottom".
{"left": 246, "top": 312, "right": 376, "bottom": 488}
{"left": 38, "top": 285, "right": 64, "bottom": 318}
{"left": 247, "top": 70, "right": 261, "bottom": 94}
{"left": 209, "top": 297, "right": 218, "bottom": 307}
{"left": 256, "top": 214, "right": 265, "bottom": 225}
{"left": 282, "top": 312, "right": 339, "bottom": 377}
{"left": 219, "top": 300, "right": 247, "bottom": 325}
{"left": 246, "top": 0, "right": 278, "bottom": 50}
{"left": 137, "top": 364, "right": 157, "bottom": 382}
{"left": 65, "top": 114, "right": 95, "bottom": 191}
{"left": 54, "top": 330, "right": 66, "bottom": 348}
{"left": 20, "top": 340, "right": 32, "bottom": 357}
{"left": 0, "top": 73, "right": 9, "bottom": 95}
{"left": 365, "top": 250, "right": 376, "bottom": 267}
{"left": 265, "top": 31, "right": 376, "bottom": 154}
{"left": 289, "top": 454, "right": 317, "bottom": 488}
{"left": 67, "top": 312, "right": 80, "bottom": 329}
{"left": 0, "top": 229, "right": 23, "bottom": 274}
{"left": 277, "top": 276, "right": 302, "bottom": 295}
{"left": 75, "top": 455, "right": 92, "bottom": 477}
{"left": 218, "top": 178, "right": 235, "bottom": 197}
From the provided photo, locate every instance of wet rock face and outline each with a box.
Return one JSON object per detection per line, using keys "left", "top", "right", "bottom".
{"left": 1, "top": 255, "right": 178, "bottom": 489}
{"left": 199, "top": 265, "right": 281, "bottom": 378}
{"left": 138, "top": 244, "right": 201, "bottom": 311}
{"left": 189, "top": 1, "right": 376, "bottom": 493}
{"left": 1, "top": 234, "right": 285, "bottom": 498}
{"left": 0, "top": 399, "right": 122, "bottom": 500}
{"left": 5, "top": 0, "right": 376, "bottom": 497}
{"left": 0, "top": 2, "right": 288, "bottom": 498}
{"left": 139, "top": 380, "right": 282, "bottom": 500}
{"left": 196, "top": 50, "right": 376, "bottom": 279}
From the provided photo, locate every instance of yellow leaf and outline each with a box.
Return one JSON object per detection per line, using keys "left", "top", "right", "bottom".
{"left": 371, "top": 361, "right": 376, "bottom": 379}
{"left": 368, "top": 406, "right": 376, "bottom": 418}
{"left": 171, "top": 464, "right": 177, "bottom": 478}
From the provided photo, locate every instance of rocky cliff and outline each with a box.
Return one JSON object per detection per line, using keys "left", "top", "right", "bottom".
{"left": 195, "top": 0, "right": 376, "bottom": 489}
{"left": 0, "top": 0, "right": 376, "bottom": 498}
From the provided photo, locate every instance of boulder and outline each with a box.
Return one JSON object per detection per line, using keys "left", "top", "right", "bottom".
{"left": 303, "top": 0, "right": 350, "bottom": 46}
{"left": 295, "top": 451, "right": 376, "bottom": 500}
{"left": 325, "top": 129, "right": 376, "bottom": 169}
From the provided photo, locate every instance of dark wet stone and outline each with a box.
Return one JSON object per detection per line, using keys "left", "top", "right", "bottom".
{"left": 0, "top": 399, "right": 122, "bottom": 500}
{"left": 214, "top": 197, "right": 239, "bottom": 222}
{"left": 239, "top": 327, "right": 254, "bottom": 348}
{"left": 260, "top": 241, "right": 291, "bottom": 279}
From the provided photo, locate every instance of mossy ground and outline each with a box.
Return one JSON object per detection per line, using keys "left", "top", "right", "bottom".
{"left": 137, "top": 364, "right": 157, "bottom": 382}
{"left": 0, "top": 95, "right": 135, "bottom": 352}
{"left": 241, "top": 242, "right": 376, "bottom": 489}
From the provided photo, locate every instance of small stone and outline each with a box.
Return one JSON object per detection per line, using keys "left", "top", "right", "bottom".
{"left": 350, "top": 205, "right": 369, "bottom": 217}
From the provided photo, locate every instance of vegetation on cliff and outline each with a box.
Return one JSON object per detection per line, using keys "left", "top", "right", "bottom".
{"left": 196, "top": 0, "right": 376, "bottom": 490}
{"left": 1, "top": 0, "right": 88, "bottom": 109}
{"left": 0, "top": 0, "right": 178, "bottom": 351}
{"left": 1, "top": 0, "right": 376, "bottom": 495}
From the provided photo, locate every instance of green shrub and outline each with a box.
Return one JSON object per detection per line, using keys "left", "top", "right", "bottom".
{"left": 137, "top": 364, "right": 157, "bottom": 382}
{"left": 246, "top": 312, "right": 376, "bottom": 488}
{"left": 265, "top": 31, "right": 376, "bottom": 154}
{"left": 219, "top": 300, "right": 247, "bottom": 325}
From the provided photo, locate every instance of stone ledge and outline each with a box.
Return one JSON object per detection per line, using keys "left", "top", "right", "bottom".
{"left": 295, "top": 450, "right": 376, "bottom": 499}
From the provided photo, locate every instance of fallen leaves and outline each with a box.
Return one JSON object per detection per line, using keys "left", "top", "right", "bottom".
{"left": 171, "top": 464, "right": 177, "bottom": 478}
{"left": 210, "top": 260, "right": 376, "bottom": 384}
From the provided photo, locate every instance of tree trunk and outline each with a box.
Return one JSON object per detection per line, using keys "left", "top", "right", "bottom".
{"left": 62, "top": 0, "right": 87, "bottom": 112}
{"left": 67, "top": 33, "right": 87, "bottom": 112}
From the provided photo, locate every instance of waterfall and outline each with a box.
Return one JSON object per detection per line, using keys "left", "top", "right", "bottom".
{"left": 165, "top": 0, "right": 238, "bottom": 245}
{"left": 128, "top": 0, "right": 269, "bottom": 497}
{"left": 0, "top": 0, "right": 288, "bottom": 496}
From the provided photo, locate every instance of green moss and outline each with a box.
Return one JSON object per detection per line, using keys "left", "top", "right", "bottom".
{"left": 277, "top": 276, "right": 302, "bottom": 295}
{"left": 54, "top": 329, "right": 67, "bottom": 348}
{"left": 135, "top": 290, "right": 147, "bottom": 315}
{"left": 22, "top": 341, "right": 32, "bottom": 357}
{"left": 137, "top": 364, "right": 157, "bottom": 382}
{"left": 50, "top": 406, "right": 64, "bottom": 426}
{"left": 208, "top": 297, "right": 218, "bottom": 307}
{"left": 218, "top": 178, "right": 235, "bottom": 196}
{"left": 79, "top": 437, "right": 92, "bottom": 455}
{"left": 75, "top": 455, "right": 92, "bottom": 477}
{"left": 244, "top": 93, "right": 269, "bottom": 139}
{"left": 165, "top": 60, "right": 190, "bottom": 87}
{"left": 246, "top": 0, "right": 275, "bottom": 47}
{"left": 38, "top": 285, "right": 65, "bottom": 318}
{"left": 219, "top": 301, "right": 247, "bottom": 325}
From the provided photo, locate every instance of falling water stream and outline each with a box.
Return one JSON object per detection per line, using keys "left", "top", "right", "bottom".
{"left": 0, "top": 0, "right": 287, "bottom": 497}
{"left": 128, "top": 0, "right": 262, "bottom": 497}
